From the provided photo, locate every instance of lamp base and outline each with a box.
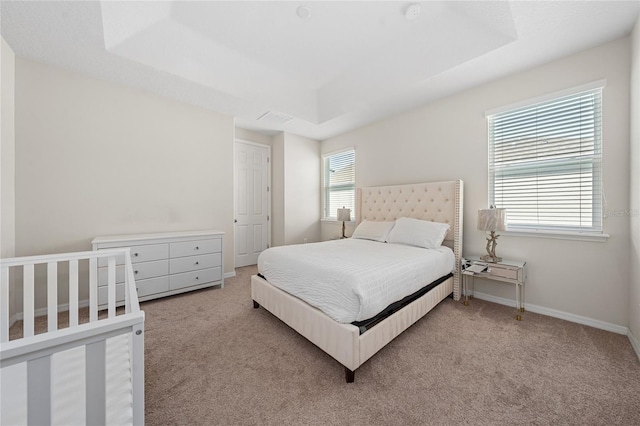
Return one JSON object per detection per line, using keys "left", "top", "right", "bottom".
{"left": 480, "top": 254, "right": 502, "bottom": 263}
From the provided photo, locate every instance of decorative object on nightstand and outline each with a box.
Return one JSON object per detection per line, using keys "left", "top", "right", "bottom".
{"left": 337, "top": 207, "right": 351, "bottom": 239}
{"left": 477, "top": 207, "right": 506, "bottom": 263}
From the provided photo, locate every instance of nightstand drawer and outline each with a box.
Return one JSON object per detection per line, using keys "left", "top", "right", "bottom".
{"left": 487, "top": 266, "right": 518, "bottom": 280}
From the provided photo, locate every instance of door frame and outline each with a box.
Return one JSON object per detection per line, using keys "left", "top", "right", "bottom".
{"left": 233, "top": 138, "right": 272, "bottom": 267}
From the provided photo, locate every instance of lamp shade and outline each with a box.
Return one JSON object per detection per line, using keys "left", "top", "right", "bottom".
{"left": 477, "top": 208, "right": 506, "bottom": 232}
{"left": 337, "top": 207, "right": 351, "bottom": 222}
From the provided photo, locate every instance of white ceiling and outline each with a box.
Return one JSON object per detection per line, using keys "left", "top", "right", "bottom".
{"left": 1, "top": 1, "right": 639, "bottom": 140}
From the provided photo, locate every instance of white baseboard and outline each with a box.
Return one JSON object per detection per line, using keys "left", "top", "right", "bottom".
{"left": 12, "top": 276, "right": 233, "bottom": 323}
{"left": 471, "top": 291, "right": 629, "bottom": 335}
{"left": 8, "top": 313, "right": 17, "bottom": 328}
{"left": 628, "top": 329, "right": 640, "bottom": 361}
{"left": 15, "top": 300, "right": 90, "bottom": 322}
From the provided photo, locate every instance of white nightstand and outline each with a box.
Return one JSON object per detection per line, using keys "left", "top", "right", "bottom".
{"left": 462, "top": 256, "right": 527, "bottom": 320}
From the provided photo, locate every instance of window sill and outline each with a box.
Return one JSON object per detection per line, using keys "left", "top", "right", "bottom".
{"left": 501, "top": 230, "right": 609, "bottom": 242}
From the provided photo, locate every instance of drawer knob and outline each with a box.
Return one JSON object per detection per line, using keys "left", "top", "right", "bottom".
{"left": 195, "top": 261, "right": 199, "bottom": 265}
{"left": 195, "top": 246, "right": 200, "bottom": 250}
{"left": 196, "top": 276, "right": 199, "bottom": 280}
{"left": 133, "top": 253, "right": 139, "bottom": 257}
{"left": 134, "top": 271, "right": 138, "bottom": 275}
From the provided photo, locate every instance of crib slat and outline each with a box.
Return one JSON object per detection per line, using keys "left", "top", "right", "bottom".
{"left": 89, "top": 258, "right": 98, "bottom": 322}
{"left": 86, "top": 340, "right": 106, "bottom": 425}
{"left": 108, "top": 256, "right": 116, "bottom": 318}
{"left": 23, "top": 264, "right": 35, "bottom": 338}
{"left": 47, "top": 262, "right": 58, "bottom": 332}
{"left": 124, "top": 253, "right": 132, "bottom": 315}
{"left": 131, "top": 322, "right": 146, "bottom": 425}
{"left": 28, "top": 356, "right": 51, "bottom": 425}
{"left": 1, "top": 266, "right": 9, "bottom": 342}
{"left": 69, "top": 260, "right": 79, "bottom": 327}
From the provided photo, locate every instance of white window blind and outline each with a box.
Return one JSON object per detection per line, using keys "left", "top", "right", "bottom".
{"left": 488, "top": 86, "right": 603, "bottom": 234}
{"left": 323, "top": 149, "right": 355, "bottom": 219}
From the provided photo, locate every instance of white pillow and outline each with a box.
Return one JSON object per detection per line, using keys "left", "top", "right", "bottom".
{"left": 351, "top": 220, "right": 395, "bottom": 243}
{"left": 387, "top": 217, "right": 450, "bottom": 249}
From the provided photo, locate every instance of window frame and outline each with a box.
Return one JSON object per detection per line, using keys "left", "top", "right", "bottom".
{"left": 485, "top": 81, "right": 608, "bottom": 242}
{"left": 322, "top": 148, "right": 355, "bottom": 221}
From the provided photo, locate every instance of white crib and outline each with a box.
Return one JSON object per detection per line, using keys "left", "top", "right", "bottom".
{"left": 0, "top": 248, "right": 145, "bottom": 425}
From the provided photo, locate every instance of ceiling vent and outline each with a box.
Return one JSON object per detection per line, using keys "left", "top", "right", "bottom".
{"left": 257, "top": 110, "right": 293, "bottom": 125}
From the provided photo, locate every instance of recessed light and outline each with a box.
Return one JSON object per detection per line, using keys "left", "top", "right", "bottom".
{"left": 297, "top": 6, "right": 311, "bottom": 19}
{"left": 405, "top": 3, "right": 421, "bottom": 20}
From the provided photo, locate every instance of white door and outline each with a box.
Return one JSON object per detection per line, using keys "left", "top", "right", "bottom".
{"left": 234, "top": 141, "right": 270, "bottom": 267}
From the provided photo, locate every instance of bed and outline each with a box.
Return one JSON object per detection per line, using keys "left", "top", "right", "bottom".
{"left": 251, "top": 180, "right": 463, "bottom": 382}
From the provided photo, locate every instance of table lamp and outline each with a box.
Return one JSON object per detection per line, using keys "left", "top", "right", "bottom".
{"left": 337, "top": 207, "right": 351, "bottom": 239}
{"left": 477, "top": 207, "right": 507, "bottom": 263}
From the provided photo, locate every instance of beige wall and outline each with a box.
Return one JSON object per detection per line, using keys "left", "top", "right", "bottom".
{"left": 1, "top": 37, "right": 17, "bottom": 319}
{"left": 15, "top": 58, "right": 234, "bottom": 306}
{"left": 282, "top": 133, "right": 320, "bottom": 245}
{"left": 630, "top": 18, "right": 640, "bottom": 350}
{"left": 271, "top": 133, "right": 285, "bottom": 247}
{"left": 269, "top": 132, "right": 320, "bottom": 247}
{"left": 322, "top": 37, "right": 631, "bottom": 329}
{"left": 235, "top": 127, "right": 274, "bottom": 147}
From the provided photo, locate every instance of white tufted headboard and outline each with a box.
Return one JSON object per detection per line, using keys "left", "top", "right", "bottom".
{"left": 355, "top": 180, "right": 464, "bottom": 301}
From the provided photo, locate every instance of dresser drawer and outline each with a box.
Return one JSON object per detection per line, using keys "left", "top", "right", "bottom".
{"left": 170, "top": 239, "right": 221, "bottom": 258}
{"left": 169, "top": 267, "right": 222, "bottom": 290}
{"left": 135, "top": 276, "right": 169, "bottom": 297}
{"left": 170, "top": 253, "right": 221, "bottom": 275}
{"left": 98, "top": 260, "right": 169, "bottom": 285}
{"left": 132, "top": 260, "right": 168, "bottom": 281}
{"left": 98, "top": 283, "right": 125, "bottom": 306}
{"left": 129, "top": 243, "right": 169, "bottom": 264}
{"left": 98, "top": 276, "right": 170, "bottom": 305}
{"left": 98, "top": 265, "right": 126, "bottom": 286}
{"left": 98, "top": 243, "right": 168, "bottom": 266}
{"left": 487, "top": 266, "right": 518, "bottom": 280}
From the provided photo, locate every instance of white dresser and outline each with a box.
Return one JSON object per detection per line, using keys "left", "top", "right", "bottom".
{"left": 92, "top": 230, "right": 224, "bottom": 307}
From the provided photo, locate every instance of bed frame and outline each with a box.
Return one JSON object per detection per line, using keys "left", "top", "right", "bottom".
{"left": 251, "top": 180, "right": 463, "bottom": 382}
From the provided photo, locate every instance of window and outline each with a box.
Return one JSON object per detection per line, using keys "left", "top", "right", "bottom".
{"left": 323, "top": 149, "right": 355, "bottom": 220}
{"left": 487, "top": 84, "right": 603, "bottom": 235}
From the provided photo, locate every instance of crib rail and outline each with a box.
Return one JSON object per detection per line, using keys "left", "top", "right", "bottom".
{"left": 0, "top": 248, "right": 140, "bottom": 341}
{"left": 0, "top": 248, "right": 144, "bottom": 425}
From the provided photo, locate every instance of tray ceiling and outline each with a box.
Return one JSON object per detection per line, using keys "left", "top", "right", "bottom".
{"left": 1, "top": 1, "right": 638, "bottom": 139}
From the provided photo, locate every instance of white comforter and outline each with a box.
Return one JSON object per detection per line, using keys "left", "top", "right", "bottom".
{"left": 257, "top": 239, "right": 455, "bottom": 323}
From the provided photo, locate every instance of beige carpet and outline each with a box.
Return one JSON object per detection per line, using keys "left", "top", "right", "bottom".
{"left": 138, "top": 266, "right": 640, "bottom": 425}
